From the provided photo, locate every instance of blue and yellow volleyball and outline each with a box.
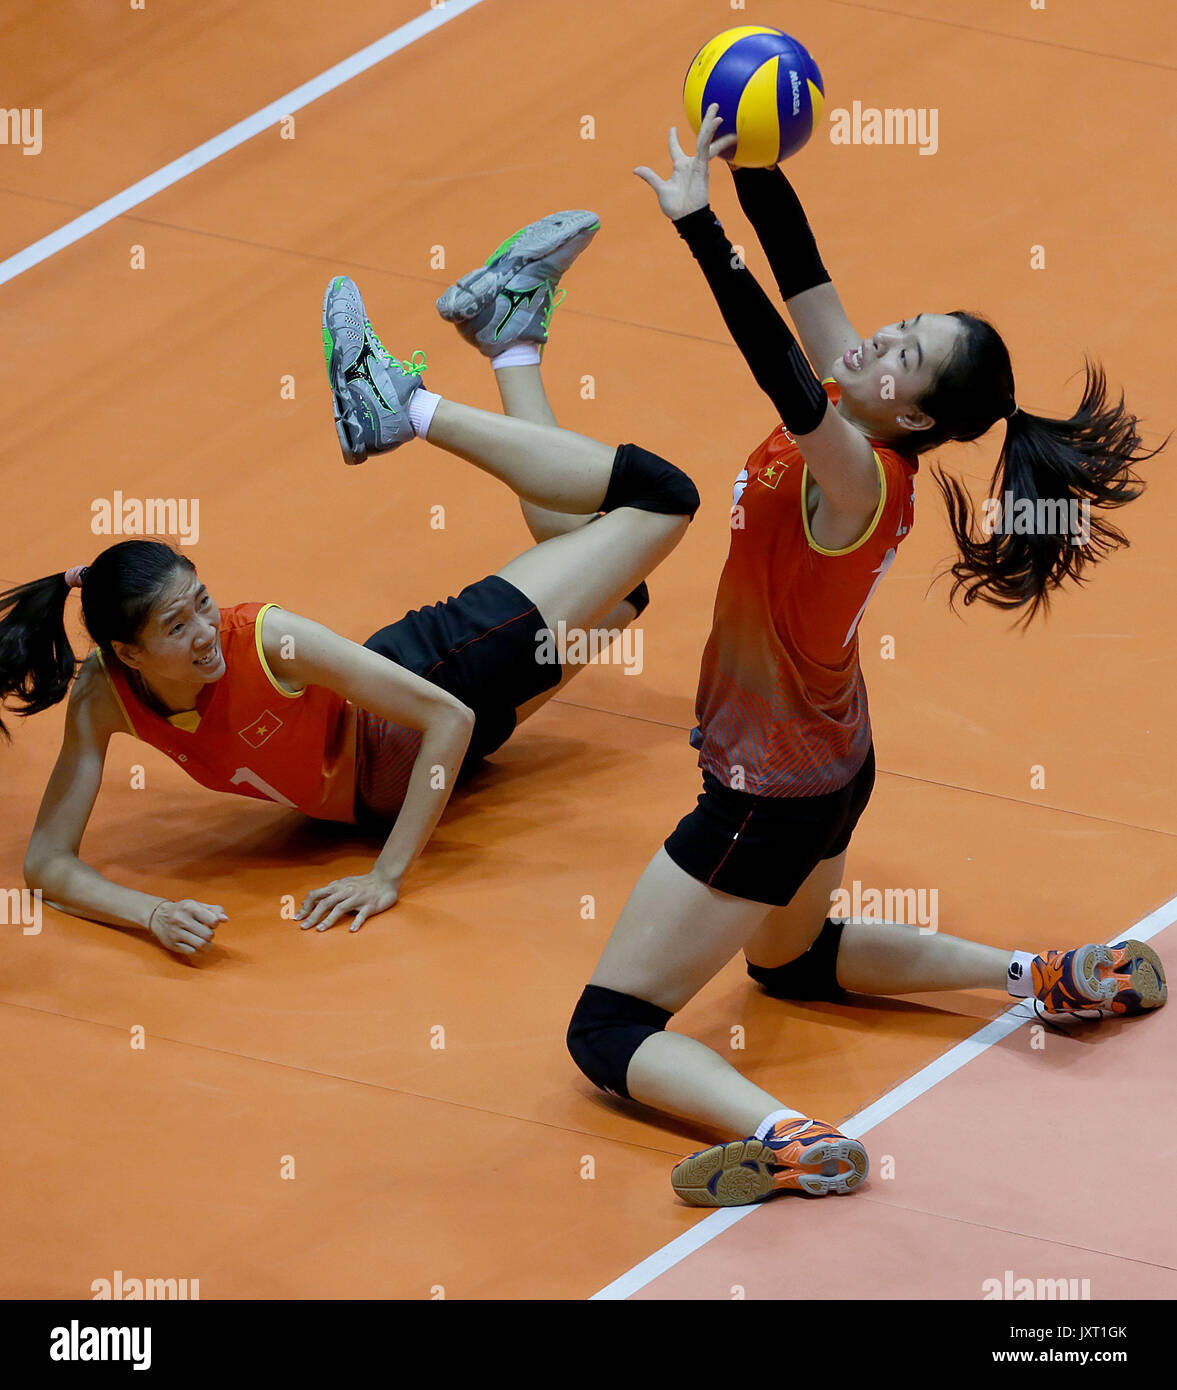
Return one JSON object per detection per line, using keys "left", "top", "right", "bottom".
{"left": 684, "top": 26, "right": 824, "bottom": 167}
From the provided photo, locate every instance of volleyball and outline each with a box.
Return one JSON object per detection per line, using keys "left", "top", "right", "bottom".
{"left": 683, "top": 26, "right": 825, "bottom": 167}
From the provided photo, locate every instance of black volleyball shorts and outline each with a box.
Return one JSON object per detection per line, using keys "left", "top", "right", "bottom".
{"left": 663, "top": 746, "right": 876, "bottom": 907}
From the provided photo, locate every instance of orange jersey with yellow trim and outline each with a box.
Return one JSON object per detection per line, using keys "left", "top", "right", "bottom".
{"left": 98, "top": 602, "right": 360, "bottom": 823}
{"left": 692, "top": 379, "right": 918, "bottom": 796}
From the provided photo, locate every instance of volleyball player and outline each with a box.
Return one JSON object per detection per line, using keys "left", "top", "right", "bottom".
{"left": 563, "top": 106, "right": 1167, "bottom": 1206}
{"left": 6, "top": 214, "right": 699, "bottom": 954}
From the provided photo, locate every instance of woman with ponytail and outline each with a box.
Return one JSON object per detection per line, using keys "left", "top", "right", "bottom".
{"left": 5, "top": 217, "right": 703, "bottom": 954}
{"left": 564, "top": 106, "right": 1167, "bottom": 1208}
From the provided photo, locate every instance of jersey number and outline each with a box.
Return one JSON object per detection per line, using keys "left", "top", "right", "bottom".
{"left": 841, "top": 548, "right": 897, "bottom": 648}
{"left": 230, "top": 766, "right": 297, "bottom": 808}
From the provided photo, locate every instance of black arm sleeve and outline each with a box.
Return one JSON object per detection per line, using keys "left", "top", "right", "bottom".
{"left": 672, "top": 205, "right": 828, "bottom": 436}
{"left": 731, "top": 165, "right": 831, "bottom": 302}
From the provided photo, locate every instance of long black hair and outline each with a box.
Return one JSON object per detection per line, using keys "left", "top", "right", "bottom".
{"left": 906, "top": 311, "right": 1162, "bottom": 622}
{"left": 0, "top": 539, "right": 194, "bottom": 740}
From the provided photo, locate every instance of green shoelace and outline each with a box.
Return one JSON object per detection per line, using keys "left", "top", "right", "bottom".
{"left": 366, "top": 320, "right": 427, "bottom": 378}
{"left": 541, "top": 283, "right": 567, "bottom": 336}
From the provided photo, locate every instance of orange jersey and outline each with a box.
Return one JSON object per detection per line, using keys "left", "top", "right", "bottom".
{"left": 692, "top": 379, "right": 918, "bottom": 796}
{"left": 98, "top": 602, "right": 361, "bottom": 823}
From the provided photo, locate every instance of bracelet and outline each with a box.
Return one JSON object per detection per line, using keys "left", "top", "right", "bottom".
{"left": 147, "top": 900, "right": 170, "bottom": 934}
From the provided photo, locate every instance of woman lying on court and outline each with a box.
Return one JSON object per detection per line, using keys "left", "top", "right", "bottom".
{"left": 561, "top": 105, "right": 1167, "bottom": 1207}
{"left": 6, "top": 214, "right": 698, "bottom": 955}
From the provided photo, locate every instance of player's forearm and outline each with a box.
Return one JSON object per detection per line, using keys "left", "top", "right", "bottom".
{"left": 730, "top": 165, "right": 831, "bottom": 302}
{"left": 673, "top": 206, "right": 829, "bottom": 434}
{"left": 370, "top": 705, "right": 476, "bottom": 882}
{"left": 23, "top": 852, "right": 162, "bottom": 933}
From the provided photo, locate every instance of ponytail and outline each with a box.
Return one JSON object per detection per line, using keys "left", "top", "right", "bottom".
{"left": 0, "top": 573, "right": 76, "bottom": 740}
{"left": 0, "top": 540, "right": 193, "bottom": 741}
{"left": 933, "top": 361, "right": 1158, "bottom": 621}
{"left": 906, "top": 313, "right": 1163, "bottom": 622}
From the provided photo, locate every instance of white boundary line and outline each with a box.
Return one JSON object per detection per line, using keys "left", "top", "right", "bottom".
{"left": 0, "top": 0, "right": 490, "bottom": 287}
{"left": 591, "top": 894, "right": 1177, "bottom": 1299}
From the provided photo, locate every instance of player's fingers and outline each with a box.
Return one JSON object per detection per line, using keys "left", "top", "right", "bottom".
{"left": 298, "top": 885, "right": 332, "bottom": 918}
{"left": 349, "top": 910, "right": 370, "bottom": 934}
{"left": 632, "top": 166, "right": 664, "bottom": 191}
{"left": 301, "top": 891, "right": 340, "bottom": 929}
{"left": 316, "top": 897, "right": 358, "bottom": 932}
{"left": 667, "top": 126, "right": 687, "bottom": 163}
{"left": 188, "top": 905, "right": 221, "bottom": 928}
{"left": 713, "top": 133, "right": 738, "bottom": 155}
{"left": 698, "top": 116, "right": 725, "bottom": 161}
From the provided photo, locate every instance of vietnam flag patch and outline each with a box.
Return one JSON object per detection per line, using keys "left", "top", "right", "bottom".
{"left": 757, "top": 460, "right": 789, "bottom": 489}
{"left": 239, "top": 710, "right": 284, "bottom": 749}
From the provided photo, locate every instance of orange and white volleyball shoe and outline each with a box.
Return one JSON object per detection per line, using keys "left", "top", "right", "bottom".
{"left": 1032, "top": 940, "right": 1167, "bottom": 1018}
{"left": 671, "top": 1117, "right": 868, "bottom": 1207}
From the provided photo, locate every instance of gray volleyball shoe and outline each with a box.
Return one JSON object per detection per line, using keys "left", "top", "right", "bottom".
{"left": 322, "top": 275, "right": 428, "bottom": 464}
{"left": 436, "top": 210, "right": 600, "bottom": 357}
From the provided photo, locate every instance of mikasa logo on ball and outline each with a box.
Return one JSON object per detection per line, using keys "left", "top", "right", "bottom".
{"left": 788, "top": 67, "right": 801, "bottom": 116}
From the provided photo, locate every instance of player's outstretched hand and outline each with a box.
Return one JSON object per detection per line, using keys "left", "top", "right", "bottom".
{"left": 634, "top": 103, "right": 738, "bottom": 220}
{"left": 297, "top": 871, "right": 400, "bottom": 934}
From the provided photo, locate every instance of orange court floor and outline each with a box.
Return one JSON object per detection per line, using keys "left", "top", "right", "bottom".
{"left": 1, "top": 0, "right": 1175, "bottom": 1302}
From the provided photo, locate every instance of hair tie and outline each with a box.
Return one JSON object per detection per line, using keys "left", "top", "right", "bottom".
{"left": 64, "top": 565, "right": 88, "bottom": 589}
{"left": 1005, "top": 404, "right": 1020, "bottom": 422}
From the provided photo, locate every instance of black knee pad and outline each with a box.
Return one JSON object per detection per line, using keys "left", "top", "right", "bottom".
{"left": 567, "top": 984, "right": 672, "bottom": 1099}
{"left": 746, "top": 918, "right": 847, "bottom": 1003}
{"left": 622, "top": 581, "right": 650, "bottom": 618}
{"left": 602, "top": 443, "right": 700, "bottom": 520}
